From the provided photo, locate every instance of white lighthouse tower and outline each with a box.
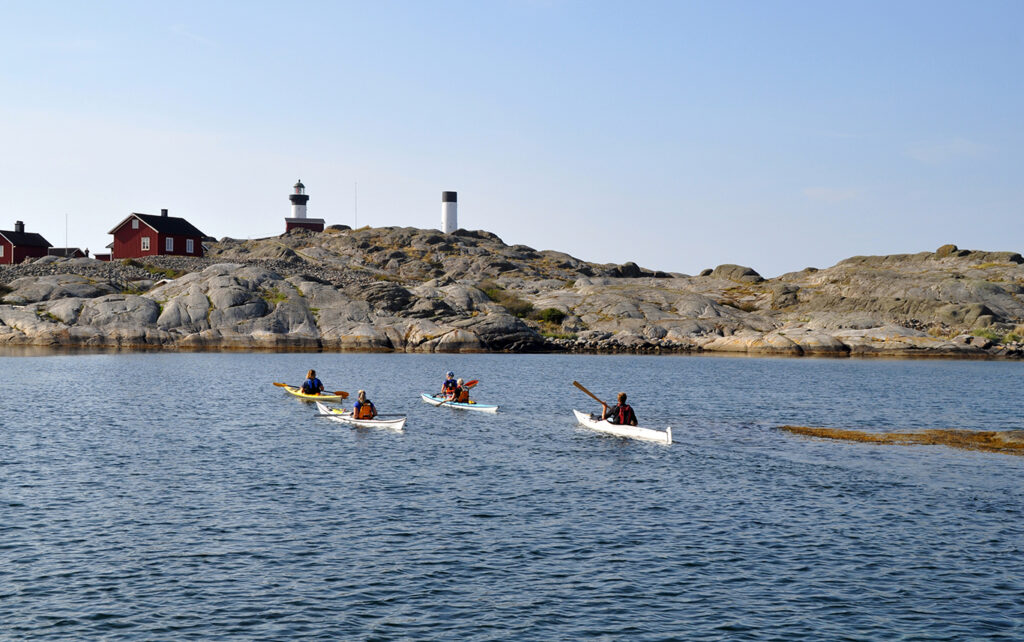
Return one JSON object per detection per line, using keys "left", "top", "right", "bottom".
{"left": 285, "top": 179, "right": 324, "bottom": 233}
{"left": 290, "top": 180, "right": 309, "bottom": 218}
{"left": 441, "top": 191, "right": 457, "bottom": 234}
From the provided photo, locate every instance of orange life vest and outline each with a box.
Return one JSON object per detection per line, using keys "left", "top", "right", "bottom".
{"left": 354, "top": 402, "right": 376, "bottom": 419}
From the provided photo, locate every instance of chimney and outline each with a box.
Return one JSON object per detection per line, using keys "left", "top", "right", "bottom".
{"left": 14, "top": 220, "right": 24, "bottom": 233}
{"left": 161, "top": 209, "right": 168, "bottom": 217}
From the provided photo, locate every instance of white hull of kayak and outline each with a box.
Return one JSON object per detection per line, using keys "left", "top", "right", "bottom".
{"left": 316, "top": 402, "right": 406, "bottom": 430}
{"left": 420, "top": 393, "right": 499, "bottom": 413}
{"left": 572, "top": 409, "right": 672, "bottom": 445}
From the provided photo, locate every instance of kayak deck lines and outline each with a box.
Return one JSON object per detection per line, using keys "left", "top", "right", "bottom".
{"left": 572, "top": 409, "right": 672, "bottom": 445}
{"left": 420, "top": 393, "right": 499, "bottom": 413}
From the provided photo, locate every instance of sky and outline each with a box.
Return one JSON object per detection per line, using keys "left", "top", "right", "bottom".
{"left": 0, "top": 1, "right": 1021, "bottom": 277}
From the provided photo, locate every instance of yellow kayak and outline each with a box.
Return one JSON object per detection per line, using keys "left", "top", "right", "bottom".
{"left": 276, "top": 383, "right": 347, "bottom": 402}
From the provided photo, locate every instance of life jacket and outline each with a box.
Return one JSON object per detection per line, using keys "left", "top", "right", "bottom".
{"left": 301, "top": 378, "right": 321, "bottom": 394}
{"left": 441, "top": 379, "right": 457, "bottom": 397}
{"left": 456, "top": 388, "right": 469, "bottom": 403}
{"left": 617, "top": 404, "right": 637, "bottom": 426}
{"left": 354, "top": 401, "right": 376, "bottom": 419}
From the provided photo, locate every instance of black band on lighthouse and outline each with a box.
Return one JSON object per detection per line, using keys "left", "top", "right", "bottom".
{"left": 442, "top": 191, "right": 457, "bottom": 203}
{"left": 289, "top": 194, "right": 310, "bottom": 205}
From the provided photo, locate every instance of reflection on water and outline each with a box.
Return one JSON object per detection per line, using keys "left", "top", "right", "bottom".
{"left": 1, "top": 352, "right": 1022, "bottom": 638}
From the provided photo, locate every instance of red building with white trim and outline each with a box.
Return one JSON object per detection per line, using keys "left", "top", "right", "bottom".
{"left": 0, "top": 221, "right": 52, "bottom": 264}
{"left": 108, "top": 209, "right": 206, "bottom": 259}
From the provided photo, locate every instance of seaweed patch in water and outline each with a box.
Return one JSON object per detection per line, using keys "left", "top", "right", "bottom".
{"left": 779, "top": 426, "right": 1024, "bottom": 456}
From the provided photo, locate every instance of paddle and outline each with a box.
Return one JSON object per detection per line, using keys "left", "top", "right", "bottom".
{"left": 434, "top": 379, "right": 479, "bottom": 407}
{"left": 572, "top": 380, "right": 606, "bottom": 406}
{"left": 273, "top": 382, "right": 349, "bottom": 398}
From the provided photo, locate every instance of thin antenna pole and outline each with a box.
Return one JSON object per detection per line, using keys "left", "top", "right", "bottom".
{"left": 354, "top": 182, "right": 358, "bottom": 229}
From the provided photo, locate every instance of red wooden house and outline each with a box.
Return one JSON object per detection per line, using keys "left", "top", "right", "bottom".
{"left": 108, "top": 209, "right": 206, "bottom": 259}
{"left": 0, "top": 221, "right": 52, "bottom": 264}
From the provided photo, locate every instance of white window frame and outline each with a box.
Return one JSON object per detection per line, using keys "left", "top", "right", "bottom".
{"left": 132, "top": 219, "right": 139, "bottom": 229}
{"left": 141, "top": 236, "right": 150, "bottom": 251}
{"left": 186, "top": 238, "right": 194, "bottom": 254}
{"left": 0, "top": 244, "right": 4, "bottom": 257}
{"left": 166, "top": 237, "right": 174, "bottom": 252}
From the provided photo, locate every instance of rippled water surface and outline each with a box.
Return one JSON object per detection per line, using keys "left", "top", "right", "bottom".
{"left": 2, "top": 352, "right": 1023, "bottom": 639}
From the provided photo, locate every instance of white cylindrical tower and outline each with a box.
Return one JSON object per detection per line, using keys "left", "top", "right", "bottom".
{"left": 441, "top": 191, "right": 457, "bottom": 234}
{"left": 290, "top": 180, "right": 309, "bottom": 219}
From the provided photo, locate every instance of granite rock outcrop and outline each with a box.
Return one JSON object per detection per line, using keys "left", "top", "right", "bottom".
{"left": 1, "top": 232, "right": 1021, "bottom": 358}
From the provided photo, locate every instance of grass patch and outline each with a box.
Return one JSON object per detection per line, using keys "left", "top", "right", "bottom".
{"left": 971, "top": 328, "right": 1005, "bottom": 343}
{"left": 143, "top": 265, "right": 186, "bottom": 279}
{"left": 534, "top": 307, "right": 566, "bottom": 325}
{"left": 36, "top": 310, "right": 62, "bottom": 323}
{"left": 969, "top": 262, "right": 1016, "bottom": 270}
{"left": 479, "top": 280, "right": 535, "bottom": 318}
{"left": 260, "top": 287, "right": 289, "bottom": 306}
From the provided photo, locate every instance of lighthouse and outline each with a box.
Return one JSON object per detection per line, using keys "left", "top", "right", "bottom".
{"left": 441, "top": 191, "right": 457, "bottom": 234}
{"left": 284, "top": 180, "right": 324, "bottom": 233}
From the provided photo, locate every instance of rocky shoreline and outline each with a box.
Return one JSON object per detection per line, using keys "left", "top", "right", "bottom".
{"left": 1, "top": 228, "right": 1021, "bottom": 359}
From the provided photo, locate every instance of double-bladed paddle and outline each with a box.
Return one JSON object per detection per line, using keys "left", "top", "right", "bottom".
{"left": 434, "top": 379, "right": 480, "bottom": 407}
{"left": 273, "top": 382, "right": 349, "bottom": 398}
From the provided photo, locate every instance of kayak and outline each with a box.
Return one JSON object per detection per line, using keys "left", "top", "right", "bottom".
{"left": 281, "top": 385, "right": 346, "bottom": 402}
{"left": 572, "top": 409, "right": 672, "bottom": 445}
{"left": 420, "top": 393, "right": 499, "bottom": 413}
{"left": 316, "top": 402, "right": 407, "bottom": 430}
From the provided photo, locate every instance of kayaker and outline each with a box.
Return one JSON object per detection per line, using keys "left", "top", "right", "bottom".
{"left": 441, "top": 371, "right": 458, "bottom": 399}
{"left": 454, "top": 378, "right": 470, "bottom": 403}
{"left": 599, "top": 392, "right": 638, "bottom": 426}
{"left": 301, "top": 369, "right": 325, "bottom": 396}
{"left": 353, "top": 390, "right": 378, "bottom": 419}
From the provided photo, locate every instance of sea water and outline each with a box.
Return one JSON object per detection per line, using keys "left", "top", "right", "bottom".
{"left": 1, "top": 352, "right": 1022, "bottom": 639}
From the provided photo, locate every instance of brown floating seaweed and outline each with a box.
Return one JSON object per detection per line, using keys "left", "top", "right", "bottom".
{"left": 779, "top": 426, "right": 1024, "bottom": 456}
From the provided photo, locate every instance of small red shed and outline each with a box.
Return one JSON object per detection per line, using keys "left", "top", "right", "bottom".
{"left": 0, "top": 221, "right": 52, "bottom": 264}
{"left": 108, "top": 209, "right": 206, "bottom": 259}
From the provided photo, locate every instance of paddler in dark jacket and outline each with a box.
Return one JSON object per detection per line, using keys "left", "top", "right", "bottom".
{"left": 600, "top": 392, "right": 638, "bottom": 426}
{"left": 441, "top": 371, "right": 458, "bottom": 399}
{"left": 301, "top": 369, "right": 325, "bottom": 395}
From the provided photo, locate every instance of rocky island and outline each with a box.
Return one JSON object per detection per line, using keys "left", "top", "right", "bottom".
{"left": 1, "top": 227, "right": 1021, "bottom": 358}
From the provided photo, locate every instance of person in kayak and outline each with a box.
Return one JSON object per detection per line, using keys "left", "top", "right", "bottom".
{"left": 353, "top": 390, "right": 378, "bottom": 419}
{"left": 454, "top": 378, "right": 470, "bottom": 403}
{"left": 598, "top": 392, "right": 638, "bottom": 426}
{"left": 301, "top": 369, "right": 325, "bottom": 396}
{"left": 441, "top": 371, "right": 458, "bottom": 399}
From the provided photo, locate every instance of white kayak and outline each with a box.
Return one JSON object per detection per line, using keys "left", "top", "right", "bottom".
{"left": 572, "top": 409, "right": 672, "bottom": 445}
{"left": 420, "top": 393, "right": 499, "bottom": 413}
{"left": 316, "top": 402, "right": 407, "bottom": 430}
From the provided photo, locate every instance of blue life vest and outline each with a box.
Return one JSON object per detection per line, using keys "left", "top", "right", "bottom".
{"left": 302, "top": 378, "right": 322, "bottom": 394}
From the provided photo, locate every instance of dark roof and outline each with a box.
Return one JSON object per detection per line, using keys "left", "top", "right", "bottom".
{"left": 109, "top": 213, "right": 206, "bottom": 237}
{"left": 0, "top": 230, "right": 51, "bottom": 248}
{"left": 48, "top": 247, "right": 85, "bottom": 257}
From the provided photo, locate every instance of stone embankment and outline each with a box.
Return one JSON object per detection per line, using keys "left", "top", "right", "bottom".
{"left": 1, "top": 228, "right": 1021, "bottom": 358}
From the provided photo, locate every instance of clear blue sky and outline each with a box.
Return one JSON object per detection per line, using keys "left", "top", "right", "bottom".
{"left": 1, "top": 1, "right": 1021, "bottom": 277}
